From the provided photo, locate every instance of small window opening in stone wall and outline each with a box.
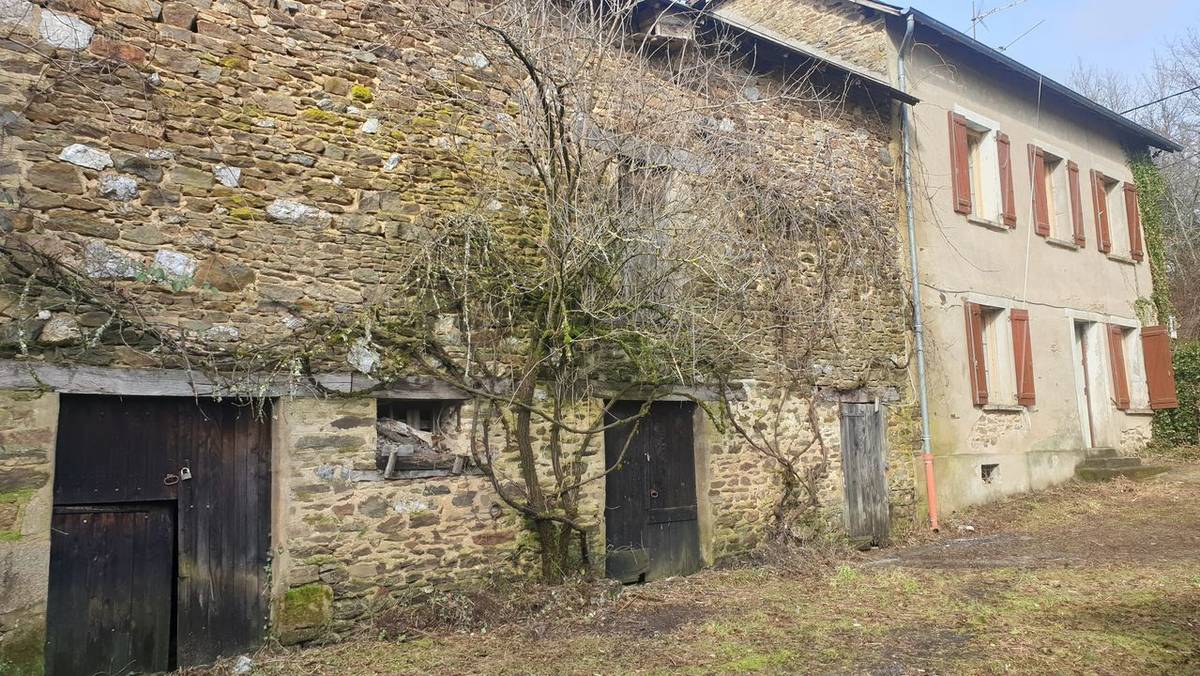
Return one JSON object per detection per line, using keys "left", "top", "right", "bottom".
{"left": 981, "top": 463, "right": 999, "bottom": 484}
{"left": 376, "top": 399, "right": 470, "bottom": 478}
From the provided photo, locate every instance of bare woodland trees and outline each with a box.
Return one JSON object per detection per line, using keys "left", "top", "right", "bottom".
{"left": 1072, "top": 32, "right": 1200, "bottom": 337}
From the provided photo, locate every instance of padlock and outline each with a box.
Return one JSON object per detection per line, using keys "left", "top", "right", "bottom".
{"left": 180, "top": 466, "right": 192, "bottom": 481}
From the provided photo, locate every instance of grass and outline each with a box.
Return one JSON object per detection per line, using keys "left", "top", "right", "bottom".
{"left": 189, "top": 465, "right": 1200, "bottom": 675}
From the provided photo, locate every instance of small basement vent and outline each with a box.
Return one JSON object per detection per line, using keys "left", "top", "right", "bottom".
{"left": 981, "top": 463, "right": 999, "bottom": 484}
{"left": 376, "top": 400, "right": 466, "bottom": 478}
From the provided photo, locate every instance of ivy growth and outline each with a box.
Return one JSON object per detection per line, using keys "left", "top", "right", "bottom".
{"left": 1131, "top": 154, "right": 1195, "bottom": 445}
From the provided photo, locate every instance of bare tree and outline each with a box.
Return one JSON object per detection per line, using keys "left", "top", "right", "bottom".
{"left": 359, "top": 0, "right": 899, "bottom": 579}
{"left": 1071, "top": 36, "right": 1200, "bottom": 337}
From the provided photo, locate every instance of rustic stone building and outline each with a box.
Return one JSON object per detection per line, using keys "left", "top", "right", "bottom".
{"left": 0, "top": 0, "right": 918, "bottom": 671}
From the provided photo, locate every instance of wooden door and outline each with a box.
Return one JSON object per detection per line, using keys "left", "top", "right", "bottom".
{"left": 840, "top": 403, "right": 890, "bottom": 546}
{"left": 604, "top": 401, "right": 701, "bottom": 583}
{"left": 47, "top": 396, "right": 271, "bottom": 671}
{"left": 176, "top": 399, "right": 273, "bottom": 665}
{"left": 45, "top": 505, "right": 175, "bottom": 676}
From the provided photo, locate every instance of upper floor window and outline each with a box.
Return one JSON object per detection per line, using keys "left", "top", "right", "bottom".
{"left": 949, "top": 110, "right": 1016, "bottom": 228}
{"left": 1090, "top": 170, "right": 1144, "bottom": 262}
{"left": 1029, "top": 144, "right": 1086, "bottom": 246}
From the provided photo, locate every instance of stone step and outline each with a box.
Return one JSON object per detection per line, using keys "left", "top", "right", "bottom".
{"left": 1077, "top": 457, "right": 1145, "bottom": 470}
{"left": 1075, "top": 464, "right": 1170, "bottom": 482}
{"left": 1085, "top": 447, "right": 1121, "bottom": 459}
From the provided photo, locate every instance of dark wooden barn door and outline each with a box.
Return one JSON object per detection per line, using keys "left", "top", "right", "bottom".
{"left": 604, "top": 401, "right": 701, "bottom": 583}
{"left": 45, "top": 506, "right": 175, "bottom": 675}
{"left": 46, "top": 396, "right": 271, "bottom": 673}
{"left": 840, "top": 403, "right": 890, "bottom": 546}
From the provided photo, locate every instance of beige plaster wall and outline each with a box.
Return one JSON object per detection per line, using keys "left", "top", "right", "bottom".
{"left": 900, "top": 35, "right": 1157, "bottom": 512}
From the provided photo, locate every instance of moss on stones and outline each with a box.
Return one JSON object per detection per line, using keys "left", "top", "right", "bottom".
{"left": 275, "top": 583, "right": 333, "bottom": 645}
{"left": 0, "top": 615, "right": 45, "bottom": 675}
{"left": 350, "top": 84, "right": 374, "bottom": 103}
{"left": 220, "top": 55, "right": 250, "bottom": 70}
{"left": 229, "top": 207, "right": 256, "bottom": 220}
{"left": 301, "top": 108, "right": 341, "bottom": 124}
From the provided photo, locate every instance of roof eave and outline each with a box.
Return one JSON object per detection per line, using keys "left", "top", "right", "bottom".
{"left": 906, "top": 9, "right": 1182, "bottom": 153}
{"left": 663, "top": 1, "right": 918, "bottom": 105}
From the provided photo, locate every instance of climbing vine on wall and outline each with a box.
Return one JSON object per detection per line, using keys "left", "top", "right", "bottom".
{"left": 1131, "top": 154, "right": 1173, "bottom": 325}
{"left": 1134, "top": 153, "right": 1198, "bottom": 446}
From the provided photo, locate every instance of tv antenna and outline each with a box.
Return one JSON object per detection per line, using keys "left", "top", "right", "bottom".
{"left": 970, "top": 0, "right": 1032, "bottom": 40}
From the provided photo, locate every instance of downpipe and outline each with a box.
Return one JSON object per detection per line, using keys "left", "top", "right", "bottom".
{"left": 899, "top": 13, "right": 940, "bottom": 531}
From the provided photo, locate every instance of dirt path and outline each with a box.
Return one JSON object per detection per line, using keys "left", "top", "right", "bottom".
{"left": 196, "top": 464, "right": 1200, "bottom": 675}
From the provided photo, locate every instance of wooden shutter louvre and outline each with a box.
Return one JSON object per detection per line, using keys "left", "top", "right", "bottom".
{"left": 949, "top": 112, "right": 972, "bottom": 215}
{"left": 1124, "top": 182, "right": 1145, "bottom": 261}
{"left": 1067, "top": 160, "right": 1086, "bottom": 246}
{"left": 1141, "top": 326, "right": 1179, "bottom": 409}
{"left": 1107, "top": 324, "right": 1131, "bottom": 410}
{"left": 998, "top": 133, "right": 1017, "bottom": 227}
{"left": 1028, "top": 145, "right": 1050, "bottom": 236}
{"left": 1010, "top": 309, "right": 1036, "bottom": 406}
{"left": 965, "top": 302, "right": 989, "bottom": 406}
{"left": 1091, "top": 170, "right": 1112, "bottom": 253}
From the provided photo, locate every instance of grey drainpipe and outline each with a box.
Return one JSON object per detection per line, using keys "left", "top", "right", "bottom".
{"left": 899, "top": 12, "right": 940, "bottom": 531}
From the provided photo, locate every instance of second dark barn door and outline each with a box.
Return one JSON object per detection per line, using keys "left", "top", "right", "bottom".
{"left": 840, "top": 403, "right": 891, "bottom": 546}
{"left": 604, "top": 401, "right": 702, "bottom": 583}
{"left": 47, "top": 396, "right": 271, "bottom": 673}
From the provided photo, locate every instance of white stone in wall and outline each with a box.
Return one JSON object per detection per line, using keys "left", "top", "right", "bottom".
{"left": 153, "top": 249, "right": 197, "bottom": 279}
{"left": 347, "top": 337, "right": 379, "bottom": 374}
{"left": 83, "top": 240, "right": 139, "bottom": 279}
{"left": 360, "top": 118, "right": 380, "bottom": 134}
{"left": 213, "top": 164, "right": 241, "bottom": 187}
{"left": 266, "top": 199, "right": 333, "bottom": 227}
{"left": 0, "top": 0, "right": 33, "bottom": 27}
{"left": 383, "top": 154, "right": 401, "bottom": 171}
{"left": 59, "top": 143, "right": 112, "bottom": 170}
{"left": 454, "top": 52, "right": 489, "bottom": 69}
{"left": 38, "top": 9, "right": 93, "bottom": 49}
{"left": 38, "top": 314, "right": 81, "bottom": 345}
{"left": 203, "top": 325, "right": 240, "bottom": 343}
{"left": 99, "top": 174, "right": 138, "bottom": 201}
{"left": 145, "top": 148, "right": 174, "bottom": 161}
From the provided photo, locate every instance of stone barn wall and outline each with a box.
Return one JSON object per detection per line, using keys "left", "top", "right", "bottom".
{"left": 0, "top": 0, "right": 914, "bottom": 661}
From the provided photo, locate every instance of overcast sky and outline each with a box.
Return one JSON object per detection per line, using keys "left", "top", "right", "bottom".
{"left": 909, "top": 0, "right": 1198, "bottom": 84}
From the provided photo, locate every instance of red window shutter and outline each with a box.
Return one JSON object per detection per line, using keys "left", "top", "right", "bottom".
{"left": 1124, "top": 182, "right": 1145, "bottom": 261}
{"left": 1010, "top": 309, "right": 1036, "bottom": 406}
{"left": 949, "top": 112, "right": 972, "bottom": 215}
{"left": 965, "top": 302, "right": 989, "bottom": 406}
{"left": 998, "top": 133, "right": 1016, "bottom": 227}
{"left": 1067, "top": 161, "right": 1086, "bottom": 246}
{"left": 1091, "top": 170, "right": 1112, "bottom": 253}
{"left": 1028, "top": 145, "right": 1050, "bottom": 236}
{"left": 1142, "top": 326, "right": 1179, "bottom": 409}
{"left": 1107, "top": 324, "right": 1131, "bottom": 410}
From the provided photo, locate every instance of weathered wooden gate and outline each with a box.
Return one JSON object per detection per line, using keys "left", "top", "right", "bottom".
{"left": 604, "top": 400, "right": 701, "bottom": 583}
{"left": 840, "top": 402, "right": 890, "bottom": 546}
{"left": 45, "top": 395, "right": 272, "bottom": 673}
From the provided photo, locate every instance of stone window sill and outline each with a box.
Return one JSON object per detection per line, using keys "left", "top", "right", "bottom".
{"left": 1107, "top": 253, "right": 1138, "bottom": 265}
{"left": 1125, "top": 407, "right": 1156, "bottom": 416}
{"left": 969, "top": 216, "right": 1008, "bottom": 232}
{"left": 1046, "top": 237, "right": 1080, "bottom": 251}
{"left": 983, "top": 404, "right": 1027, "bottom": 413}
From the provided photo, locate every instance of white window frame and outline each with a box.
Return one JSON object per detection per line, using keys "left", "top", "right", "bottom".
{"left": 964, "top": 292, "right": 1019, "bottom": 407}
{"left": 1104, "top": 177, "right": 1131, "bottom": 256}
{"left": 955, "top": 106, "right": 1003, "bottom": 226}
{"left": 1033, "top": 141, "right": 1072, "bottom": 241}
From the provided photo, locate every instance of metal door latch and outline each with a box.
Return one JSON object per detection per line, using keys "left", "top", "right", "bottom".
{"left": 164, "top": 473, "right": 180, "bottom": 486}
{"left": 649, "top": 488, "right": 659, "bottom": 498}
{"left": 179, "top": 467, "right": 192, "bottom": 481}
